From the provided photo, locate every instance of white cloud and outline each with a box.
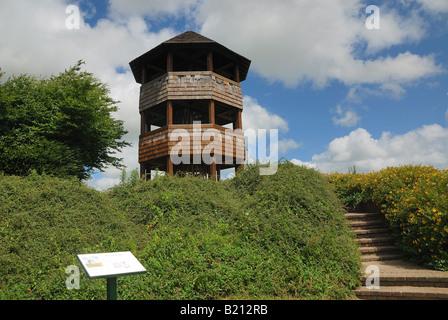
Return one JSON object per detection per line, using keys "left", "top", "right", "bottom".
{"left": 278, "top": 139, "right": 302, "bottom": 154}
{"left": 242, "top": 96, "right": 289, "bottom": 132}
{"left": 333, "top": 105, "right": 362, "bottom": 127}
{"left": 290, "top": 159, "right": 317, "bottom": 170}
{"left": 312, "top": 124, "right": 448, "bottom": 173}
{"left": 86, "top": 176, "right": 121, "bottom": 191}
{"left": 1, "top": 0, "right": 446, "bottom": 189}
{"left": 108, "top": 0, "right": 199, "bottom": 20}
{"left": 242, "top": 96, "right": 301, "bottom": 155}
{"left": 196, "top": 0, "right": 442, "bottom": 90}
{"left": 360, "top": 7, "right": 426, "bottom": 54}
{"left": 412, "top": 0, "right": 448, "bottom": 13}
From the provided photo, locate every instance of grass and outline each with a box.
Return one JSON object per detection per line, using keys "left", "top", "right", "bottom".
{"left": 0, "top": 163, "right": 362, "bottom": 300}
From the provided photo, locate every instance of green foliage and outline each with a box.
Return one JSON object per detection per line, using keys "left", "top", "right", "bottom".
{"left": 0, "top": 61, "right": 129, "bottom": 180}
{"left": 0, "top": 172, "right": 146, "bottom": 299}
{"left": 328, "top": 165, "right": 448, "bottom": 270}
{"left": 1, "top": 163, "right": 361, "bottom": 300}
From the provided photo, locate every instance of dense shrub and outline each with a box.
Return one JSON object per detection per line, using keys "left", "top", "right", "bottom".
{"left": 328, "top": 165, "right": 448, "bottom": 270}
{"left": 1, "top": 163, "right": 361, "bottom": 300}
{"left": 0, "top": 171, "right": 146, "bottom": 299}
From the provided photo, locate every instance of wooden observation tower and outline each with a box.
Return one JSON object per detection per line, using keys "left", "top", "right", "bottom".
{"left": 129, "top": 31, "right": 251, "bottom": 180}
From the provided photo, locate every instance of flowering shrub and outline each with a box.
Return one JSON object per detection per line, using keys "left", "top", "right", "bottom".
{"left": 328, "top": 165, "right": 448, "bottom": 271}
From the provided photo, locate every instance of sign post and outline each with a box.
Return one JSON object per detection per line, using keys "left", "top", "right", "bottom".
{"left": 77, "top": 251, "right": 147, "bottom": 300}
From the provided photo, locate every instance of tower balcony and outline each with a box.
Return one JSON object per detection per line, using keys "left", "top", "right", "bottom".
{"left": 139, "top": 124, "right": 245, "bottom": 167}
{"left": 139, "top": 71, "right": 243, "bottom": 112}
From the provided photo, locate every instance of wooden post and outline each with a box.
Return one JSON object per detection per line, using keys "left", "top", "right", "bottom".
{"left": 167, "top": 51, "right": 173, "bottom": 72}
{"left": 207, "top": 51, "right": 213, "bottom": 72}
{"left": 234, "top": 64, "right": 240, "bottom": 83}
{"left": 140, "top": 163, "right": 145, "bottom": 179}
{"left": 209, "top": 100, "right": 215, "bottom": 125}
{"left": 234, "top": 109, "right": 242, "bottom": 130}
{"left": 166, "top": 101, "right": 173, "bottom": 125}
{"left": 210, "top": 157, "right": 217, "bottom": 181}
{"left": 166, "top": 156, "right": 174, "bottom": 176}
{"left": 140, "top": 111, "right": 146, "bottom": 135}
{"left": 141, "top": 67, "right": 147, "bottom": 84}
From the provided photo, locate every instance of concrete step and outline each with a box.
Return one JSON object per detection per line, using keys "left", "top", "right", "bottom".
{"left": 354, "top": 286, "right": 448, "bottom": 300}
{"left": 361, "top": 274, "right": 448, "bottom": 288}
{"left": 345, "top": 212, "right": 384, "bottom": 221}
{"left": 348, "top": 220, "right": 386, "bottom": 229}
{"left": 361, "top": 252, "right": 403, "bottom": 262}
{"left": 359, "top": 245, "right": 400, "bottom": 254}
{"left": 355, "top": 236, "right": 395, "bottom": 247}
{"left": 352, "top": 228, "right": 391, "bottom": 236}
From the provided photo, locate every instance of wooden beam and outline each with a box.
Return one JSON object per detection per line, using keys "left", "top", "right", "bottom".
{"left": 234, "top": 64, "right": 240, "bottom": 83}
{"left": 167, "top": 51, "right": 173, "bottom": 72}
{"left": 166, "top": 156, "right": 174, "bottom": 176}
{"left": 216, "top": 109, "right": 236, "bottom": 122}
{"left": 141, "top": 67, "right": 147, "bottom": 84}
{"left": 215, "top": 62, "right": 234, "bottom": 73}
{"left": 166, "top": 101, "right": 173, "bottom": 125}
{"left": 140, "top": 111, "right": 146, "bottom": 135}
{"left": 207, "top": 51, "right": 213, "bottom": 72}
{"left": 210, "top": 157, "right": 217, "bottom": 180}
{"left": 209, "top": 100, "right": 215, "bottom": 124}
{"left": 234, "top": 109, "right": 242, "bottom": 129}
{"left": 147, "top": 64, "right": 166, "bottom": 73}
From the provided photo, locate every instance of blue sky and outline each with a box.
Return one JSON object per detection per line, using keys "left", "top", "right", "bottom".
{"left": 1, "top": 0, "right": 448, "bottom": 189}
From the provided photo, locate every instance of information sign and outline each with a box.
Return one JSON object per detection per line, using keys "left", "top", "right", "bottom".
{"left": 77, "top": 251, "right": 147, "bottom": 279}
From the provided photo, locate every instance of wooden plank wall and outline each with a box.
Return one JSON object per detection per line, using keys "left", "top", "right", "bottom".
{"left": 139, "top": 124, "right": 245, "bottom": 163}
{"left": 139, "top": 71, "right": 243, "bottom": 112}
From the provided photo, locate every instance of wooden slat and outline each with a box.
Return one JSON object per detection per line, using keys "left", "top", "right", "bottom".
{"left": 139, "top": 71, "right": 243, "bottom": 111}
{"left": 139, "top": 124, "right": 245, "bottom": 164}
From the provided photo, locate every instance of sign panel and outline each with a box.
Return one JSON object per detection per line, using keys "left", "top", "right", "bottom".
{"left": 77, "top": 251, "right": 147, "bottom": 279}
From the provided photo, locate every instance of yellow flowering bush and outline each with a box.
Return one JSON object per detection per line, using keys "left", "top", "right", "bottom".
{"left": 328, "top": 165, "right": 448, "bottom": 271}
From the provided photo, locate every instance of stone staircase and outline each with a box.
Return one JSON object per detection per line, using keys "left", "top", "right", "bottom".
{"left": 346, "top": 212, "right": 448, "bottom": 300}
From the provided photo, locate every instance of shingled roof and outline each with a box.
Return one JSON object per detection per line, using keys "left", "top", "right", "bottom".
{"left": 163, "top": 31, "right": 215, "bottom": 44}
{"left": 129, "top": 31, "right": 251, "bottom": 83}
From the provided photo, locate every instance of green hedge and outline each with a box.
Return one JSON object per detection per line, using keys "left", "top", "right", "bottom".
{"left": 1, "top": 163, "right": 361, "bottom": 300}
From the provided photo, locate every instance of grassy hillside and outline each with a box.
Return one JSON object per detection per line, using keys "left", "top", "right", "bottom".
{"left": 0, "top": 163, "right": 361, "bottom": 300}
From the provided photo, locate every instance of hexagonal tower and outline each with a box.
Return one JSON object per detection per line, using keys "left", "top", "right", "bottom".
{"left": 129, "top": 31, "right": 251, "bottom": 180}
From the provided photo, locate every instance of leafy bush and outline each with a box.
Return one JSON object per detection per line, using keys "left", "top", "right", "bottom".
{"left": 1, "top": 163, "right": 361, "bottom": 300}
{"left": 0, "top": 172, "right": 147, "bottom": 299}
{"left": 328, "top": 165, "right": 448, "bottom": 270}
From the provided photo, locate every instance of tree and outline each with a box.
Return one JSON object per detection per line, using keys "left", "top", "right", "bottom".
{"left": 0, "top": 61, "right": 130, "bottom": 180}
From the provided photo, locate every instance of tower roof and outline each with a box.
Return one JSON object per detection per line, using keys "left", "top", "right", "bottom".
{"left": 129, "top": 31, "right": 251, "bottom": 84}
{"left": 163, "top": 31, "right": 215, "bottom": 44}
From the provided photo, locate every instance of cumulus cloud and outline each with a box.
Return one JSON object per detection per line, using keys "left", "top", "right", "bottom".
{"left": 1, "top": 0, "right": 446, "bottom": 188}
{"left": 196, "top": 0, "right": 442, "bottom": 90}
{"left": 278, "top": 139, "right": 302, "bottom": 154}
{"left": 412, "top": 0, "right": 448, "bottom": 13}
{"left": 290, "top": 159, "right": 317, "bottom": 170}
{"left": 242, "top": 96, "right": 289, "bottom": 132}
{"left": 312, "top": 124, "right": 448, "bottom": 173}
{"left": 333, "top": 105, "right": 362, "bottom": 127}
{"left": 242, "top": 96, "right": 301, "bottom": 155}
{"left": 108, "top": 0, "right": 199, "bottom": 20}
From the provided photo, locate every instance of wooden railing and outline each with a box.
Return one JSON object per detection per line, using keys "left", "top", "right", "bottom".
{"left": 139, "top": 124, "right": 245, "bottom": 163}
{"left": 139, "top": 71, "right": 243, "bottom": 111}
